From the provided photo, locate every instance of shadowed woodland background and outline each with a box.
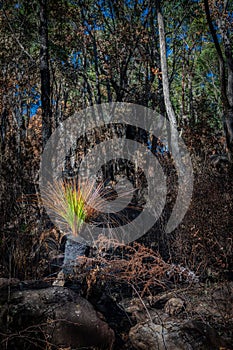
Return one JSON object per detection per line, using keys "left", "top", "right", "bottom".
{"left": 0, "top": 1, "right": 233, "bottom": 349}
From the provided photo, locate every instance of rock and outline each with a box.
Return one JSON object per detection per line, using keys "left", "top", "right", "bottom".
{"left": 52, "top": 270, "right": 65, "bottom": 286}
{"left": 2, "top": 286, "right": 115, "bottom": 350}
{"left": 119, "top": 297, "right": 151, "bottom": 322}
{"left": 164, "top": 297, "right": 185, "bottom": 316}
{"left": 0, "top": 278, "right": 20, "bottom": 304}
{"left": 129, "top": 320, "right": 230, "bottom": 350}
{"left": 181, "top": 320, "right": 228, "bottom": 348}
{"left": 0, "top": 277, "right": 20, "bottom": 289}
{"left": 130, "top": 322, "right": 160, "bottom": 350}
{"left": 129, "top": 321, "right": 184, "bottom": 350}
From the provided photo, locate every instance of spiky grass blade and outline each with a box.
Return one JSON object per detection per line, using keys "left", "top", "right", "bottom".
{"left": 41, "top": 178, "right": 107, "bottom": 237}
{"left": 41, "top": 177, "right": 138, "bottom": 241}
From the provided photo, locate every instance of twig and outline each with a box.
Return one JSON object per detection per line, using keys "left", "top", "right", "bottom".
{"left": 2, "top": 8, "right": 36, "bottom": 63}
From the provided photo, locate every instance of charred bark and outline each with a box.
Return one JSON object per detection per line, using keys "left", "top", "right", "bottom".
{"left": 39, "top": 0, "right": 52, "bottom": 149}
{"left": 204, "top": 0, "right": 233, "bottom": 163}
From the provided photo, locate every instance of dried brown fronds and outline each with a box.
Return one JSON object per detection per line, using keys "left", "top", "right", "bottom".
{"left": 76, "top": 239, "right": 199, "bottom": 297}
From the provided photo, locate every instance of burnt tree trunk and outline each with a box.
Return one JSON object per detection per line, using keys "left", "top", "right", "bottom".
{"left": 204, "top": 0, "right": 233, "bottom": 163}
{"left": 39, "top": 0, "right": 52, "bottom": 149}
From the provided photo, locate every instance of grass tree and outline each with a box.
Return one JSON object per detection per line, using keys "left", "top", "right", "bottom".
{"left": 42, "top": 178, "right": 107, "bottom": 273}
{"left": 42, "top": 177, "right": 134, "bottom": 275}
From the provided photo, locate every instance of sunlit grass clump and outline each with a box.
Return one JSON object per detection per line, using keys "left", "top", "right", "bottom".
{"left": 42, "top": 178, "right": 108, "bottom": 237}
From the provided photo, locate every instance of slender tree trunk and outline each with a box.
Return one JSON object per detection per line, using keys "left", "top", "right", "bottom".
{"left": 39, "top": 0, "right": 52, "bottom": 149}
{"left": 204, "top": 0, "right": 233, "bottom": 162}
{"left": 218, "top": 10, "right": 233, "bottom": 162}
{"left": 156, "top": 0, "right": 180, "bottom": 159}
{"left": 181, "top": 61, "right": 186, "bottom": 117}
{"left": 188, "top": 71, "right": 194, "bottom": 120}
{"left": 93, "top": 34, "right": 102, "bottom": 104}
